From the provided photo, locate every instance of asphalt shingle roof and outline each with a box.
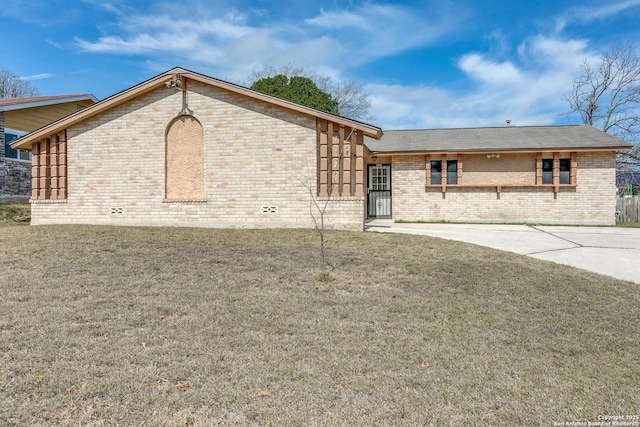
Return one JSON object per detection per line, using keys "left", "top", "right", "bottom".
{"left": 365, "top": 125, "right": 632, "bottom": 153}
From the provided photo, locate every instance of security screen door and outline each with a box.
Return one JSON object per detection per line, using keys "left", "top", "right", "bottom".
{"left": 367, "top": 164, "right": 391, "bottom": 218}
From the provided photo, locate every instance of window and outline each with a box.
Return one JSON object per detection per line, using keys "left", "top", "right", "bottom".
{"left": 447, "top": 160, "right": 458, "bottom": 185}
{"left": 4, "top": 129, "right": 30, "bottom": 161}
{"left": 542, "top": 159, "right": 553, "bottom": 184}
{"left": 559, "top": 158, "right": 571, "bottom": 184}
{"left": 542, "top": 157, "right": 571, "bottom": 185}
{"left": 429, "top": 159, "right": 458, "bottom": 185}
{"left": 430, "top": 160, "right": 441, "bottom": 185}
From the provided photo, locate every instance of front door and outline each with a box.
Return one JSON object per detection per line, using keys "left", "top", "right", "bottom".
{"left": 367, "top": 164, "right": 392, "bottom": 218}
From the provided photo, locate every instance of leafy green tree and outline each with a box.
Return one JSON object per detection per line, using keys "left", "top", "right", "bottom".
{"left": 251, "top": 74, "right": 339, "bottom": 115}
{"left": 248, "top": 65, "right": 374, "bottom": 120}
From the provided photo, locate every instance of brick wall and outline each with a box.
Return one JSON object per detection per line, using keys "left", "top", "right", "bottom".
{"left": 391, "top": 152, "right": 617, "bottom": 225}
{"left": 30, "top": 81, "right": 364, "bottom": 229}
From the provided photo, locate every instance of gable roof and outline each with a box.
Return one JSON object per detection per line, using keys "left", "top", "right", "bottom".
{"left": 365, "top": 125, "right": 632, "bottom": 154}
{"left": 11, "top": 67, "right": 382, "bottom": 150}
{"left": 0, "top": 94, "right": 97, "bottom": 111}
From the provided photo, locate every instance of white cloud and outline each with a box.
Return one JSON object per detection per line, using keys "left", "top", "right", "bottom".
{"left": 368, "top": 35, "right": 593, "bottom": 130}
{"left": 74, "top": 2, "right": 462, "bottom": 82}
{"left": 458, "top": 54, "right": 525, "bottom": 86}
{"left": 571, "top": 0, "right": 640, "bottom": 23}
{"left": 366, "top": 83, "right": 453, "bottom": 129}
{"left": 555, "top": 0, "right": 640, "bottom": 32}
{"left": 306, "top": 3, "right": 462, "bottom": 61}
{"left": 66, "top": 2, "right": 610, "bottom": 130}
{"left": 21, "top": 73, "right": 55, "bottom": 81}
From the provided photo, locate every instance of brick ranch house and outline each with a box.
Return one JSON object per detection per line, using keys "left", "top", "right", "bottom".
{"left": 1, "top": 95, "right": 96, "bottom": 201}
{"left": 10, "top": 67, "right": 632, "bottom": 229}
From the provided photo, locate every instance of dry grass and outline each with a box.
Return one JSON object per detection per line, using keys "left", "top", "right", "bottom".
{"left": 0, "top": 225, "right": 638, "bottom": 426}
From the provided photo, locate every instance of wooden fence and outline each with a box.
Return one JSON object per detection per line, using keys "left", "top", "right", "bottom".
{"left": 616, "top": 196, "right": 640, "bottom": 223}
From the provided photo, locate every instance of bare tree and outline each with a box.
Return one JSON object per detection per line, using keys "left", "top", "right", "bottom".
{"left": 296, "top": 159, "right": 336, "bottom": 278}
{"left": 247, "top": 64, "right": 373, "bottom": 122}
{"left": 0, "top": 67, "right": 40, "bottom": 98}
{"left": 565, "top": 44, "right": 640, "bottom": 170}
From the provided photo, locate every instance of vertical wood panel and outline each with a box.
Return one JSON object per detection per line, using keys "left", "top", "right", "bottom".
{"left": 350, "top": 129, "right": 356, "bottom": 196}
{"left": 49, "top": 135, "right": 59, "bottom": 199}
{"left": 59, "top": 131, "right": 67, "bottom": 199}
{"left": 553, "top": 152, "right": 560, "bottom": 192}
{"left": 31, "top": 141, "right": 40, "bottom": 199}
{"left": 318, "top": 119, "right": 328, "bottom": 197}
{"left": 38, "top": 139, "right": 50, "bottom": 199}
{"left": 441, "top": 154, "right": 447, "bottom": 192}
{"left": 327, "top": 121, "right": 334, "bottom": 196}
{"left": 355, "top": 136, "right": 364, "bottom": 196}
{"left": 425, "top": 154, "right": 431, "bottom": 186}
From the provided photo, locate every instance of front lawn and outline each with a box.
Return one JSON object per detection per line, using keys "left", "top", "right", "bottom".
{"left": 0, "top": 225, "right": 638, "bottom": 425}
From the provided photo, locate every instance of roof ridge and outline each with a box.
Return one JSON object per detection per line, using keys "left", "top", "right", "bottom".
{"left": 383, "top": 124, "right": 583, "bottom": 132}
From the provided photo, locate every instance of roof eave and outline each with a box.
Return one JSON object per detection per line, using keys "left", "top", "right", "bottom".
{"left": 10, "top": 67, "right": 382, "bottom": 150}
{"left": 368, "top": 146, "right": 633, "bottom": 156}
{"left": 0, "top": 94, "right": 98, "bottom": 112}
{"left": 179, "top": 69, "right": 382, "bottom": 138}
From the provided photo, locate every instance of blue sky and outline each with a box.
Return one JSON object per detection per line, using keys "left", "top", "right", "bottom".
{"left": 2, "top": 0, "right": 639, "bottom": 130}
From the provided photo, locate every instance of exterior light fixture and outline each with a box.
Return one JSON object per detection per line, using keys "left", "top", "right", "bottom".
{"left": 165, "top": 75, "right": 183, "bottom": 89}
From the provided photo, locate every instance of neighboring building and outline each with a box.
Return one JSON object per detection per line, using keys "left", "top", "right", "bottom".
{"left": 617, "top": 171, "right": 640, "bottom": 196}
{"left": 10, "top": 67, "right": 632, "bottom": 228}
{"left": 1, "top": 95, "right": 97, "bottom": 200}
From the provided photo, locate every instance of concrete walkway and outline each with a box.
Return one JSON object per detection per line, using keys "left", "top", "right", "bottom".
{"left": 365, "top": 220, "right": 640, "bottom": 284}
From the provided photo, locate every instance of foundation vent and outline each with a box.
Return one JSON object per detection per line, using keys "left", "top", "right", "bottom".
{"left": 260, "top": 206, "right": 278, "bottom": 214}
{"left": 109, "top": 207, "right": 125, "bottom": 215}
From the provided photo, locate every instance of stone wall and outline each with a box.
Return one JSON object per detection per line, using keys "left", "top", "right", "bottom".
{"left": 0, "top": 111, "right": 31, "bottom": 198}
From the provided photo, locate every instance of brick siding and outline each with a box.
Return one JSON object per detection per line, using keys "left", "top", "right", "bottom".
{"left": 390, "top": 152, "right": 617, "bottom": 225}
{"left": 30, "top": 81, "right": 364, "bottom": 229}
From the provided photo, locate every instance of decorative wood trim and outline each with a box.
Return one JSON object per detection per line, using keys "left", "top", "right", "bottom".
{"left": 355, "top": 134, "right": 364, "bottom": 197}
{"left": 441, "top": 154, "right": 447, "bottom": 193}
{"left": 425, "top": 154, "right": 431, "bottom": 186}
{"left": 316, "top": 119, "right": 365, "bottom": 197}
{"left": 29, "top": 131, "right": 69, "bottom": 200}
{"left": 553, "top": 152, "right": 560, "bottom": 193}
{"left": 570, "top": 151, "right": 577, "bottom": 185}
{"left": 31, "top": 140, "right": 40, "bottom": 199}
{"left": 318, "top": 120, "right": 328, "bottom": 197}
{"left": 535, "top": 153, "right": 543, "bottom": 185}
{"left": 331, "top": 126, "right": 340, "bottom": 197}
{"left": 338, "top": 126, "right": 345, "bottom": 196}
{"left": 350, "top": 129, "right": 356, "bottom": 196}
{"left": 38, "top": 139, "right": 50, "bottom": 200}
{"left": 50, "top": 135, "right": 59, "bottom": 199}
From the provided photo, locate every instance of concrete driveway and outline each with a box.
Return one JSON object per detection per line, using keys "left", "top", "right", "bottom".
{"left": 365, "top": 220, "right": 640, "bottom": 284}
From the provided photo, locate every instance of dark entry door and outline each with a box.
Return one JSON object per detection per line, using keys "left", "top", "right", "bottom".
{"left": 367, "top": 164, "right": 391, "bottom": 218}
